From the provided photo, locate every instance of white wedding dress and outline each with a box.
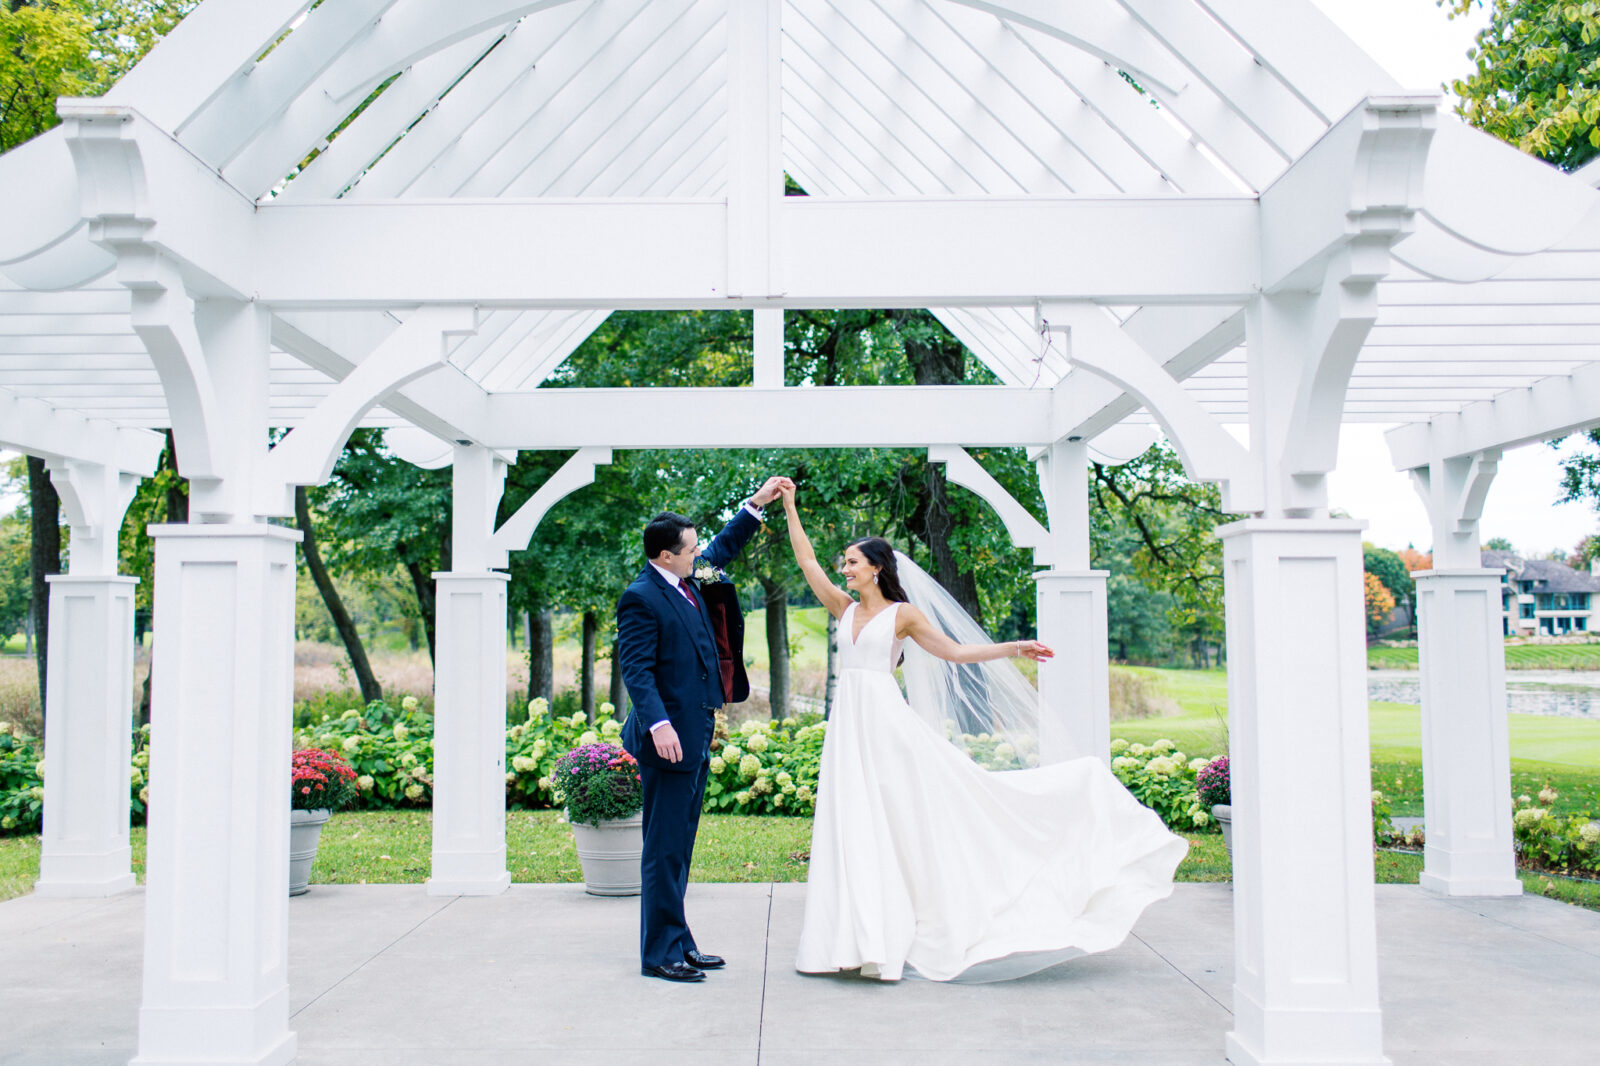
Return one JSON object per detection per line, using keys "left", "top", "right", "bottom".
{"left": 795, "top": 601, "right": 1188, "bottom": 982}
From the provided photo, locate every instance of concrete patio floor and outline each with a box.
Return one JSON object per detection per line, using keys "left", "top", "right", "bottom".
{"left": 3, "top": 881, "right": 1597, "bottom": 1065}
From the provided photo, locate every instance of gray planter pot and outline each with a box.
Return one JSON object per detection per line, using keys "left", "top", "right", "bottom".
{"left": 290, "top": 808, "right": 331, "bottom": 896}
{"left": 570, "top": 811, "right": 643, "bottom": 896}
{"left": 1212, "top": 804, "right": 1232, "bottom": 862}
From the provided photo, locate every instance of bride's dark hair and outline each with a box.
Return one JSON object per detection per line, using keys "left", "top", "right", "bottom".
{"left": 846, "top": 537, "right": 910, "bottom": 603}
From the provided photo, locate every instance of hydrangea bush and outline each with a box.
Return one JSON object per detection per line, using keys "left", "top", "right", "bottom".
{"left": 1510, "top": 788, "right": 1600, "bottom": 875}
{"left": 1108, "top": 738, "right": 1212, "bottom": 830}
{"left": 293, "top": 696, "right": 436, "bottom": 808}
{"left": 704, "top": 715, "right": 825, "bottom": 816}
{"left": 0, "top": 721, "right": 43, "bottom": 833}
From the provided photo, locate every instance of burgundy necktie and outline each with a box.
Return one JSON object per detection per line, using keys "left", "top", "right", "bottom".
{"left": 680, "top": 580, "right": 698, "bottom": 608}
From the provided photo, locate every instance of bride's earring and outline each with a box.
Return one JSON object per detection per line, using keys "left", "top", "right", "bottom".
{"left": 872, "top": 572, "right": 879, "bottom": 584}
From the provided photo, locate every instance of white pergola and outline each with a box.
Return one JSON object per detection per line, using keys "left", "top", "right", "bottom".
{"left": 4, "top": 1, "right": 1599, "bottom": 1063}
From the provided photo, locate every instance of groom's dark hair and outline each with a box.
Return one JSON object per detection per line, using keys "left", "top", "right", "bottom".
{"left": 644, "top": 512, "right": 695, "bottom": 559}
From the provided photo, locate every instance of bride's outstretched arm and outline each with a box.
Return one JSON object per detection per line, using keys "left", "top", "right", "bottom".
{"left": 780, "top": 487, "right": 854, "bottom": 619}
{"left": 898, "top": 604, "right": 1053, "bottom": 664}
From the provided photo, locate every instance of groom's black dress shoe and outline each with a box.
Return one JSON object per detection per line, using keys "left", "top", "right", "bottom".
{"left": 642, "top": 962, "right": 706, "bottom": 982}
{"left": 684, "top": 949, "right": 725, "bottom": 970}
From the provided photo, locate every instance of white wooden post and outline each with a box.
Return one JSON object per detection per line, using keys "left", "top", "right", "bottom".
{"left": 1413, "top": 569, "right": 1521, "bottom": 896}
{"left": 1408, "top": 453, "right": 1520, "bottom": 896}
{"left": 1033, "top": 438, "right": 1109, "bottom": 763}
{"left": 429, "top": 445, "right": 511, "bottom": 895}
{"left": 36, "top": 459, "right": 141, "bottom": 897}
{"left": 1219, "top": 519, "right": 1387, "bottom": 1066}
{"left": 134, "top": 523, "right": 299, "bottom": 1066}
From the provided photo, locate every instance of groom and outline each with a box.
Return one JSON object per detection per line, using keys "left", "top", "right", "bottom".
{"left": 617, "top": 476, "right": 791, "bottom": 982}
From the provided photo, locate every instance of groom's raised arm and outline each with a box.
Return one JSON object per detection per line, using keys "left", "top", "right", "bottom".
{"left": 616, "top": 589, "right": 669, "bottom": 731}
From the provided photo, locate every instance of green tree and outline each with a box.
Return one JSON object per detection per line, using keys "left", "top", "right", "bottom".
{"left": 1363, "top": 544, "right": 1416, "bottom": 610}
{"left": 1485, "top": 536, "right": 1517, "bottom": 551}
{"left": 0, "top": 0, "right": 196, "bottom": 150}
{"left": 1443, "top": 0, "right": 1600, "bottom": 169}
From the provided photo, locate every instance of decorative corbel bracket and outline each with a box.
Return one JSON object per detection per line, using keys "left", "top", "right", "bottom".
{"left": 1040, "top": 301, "right": 1262, "bottom": 514}
{"left": 486, "top": 447, "right": 614, "bottom": 569}
{"left": 927, "top": 446, "right": 1052, "bottom": 566}
{"left": 1409, "top": 450, "right": 1501, "bottom": 570}
{"left": 256, "top": 306, "right": 480, "bottom": 516}
{"left": 45, "top": 459, "right": 141, "bottom": 576}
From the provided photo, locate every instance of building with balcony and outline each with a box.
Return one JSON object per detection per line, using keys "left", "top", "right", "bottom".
{"left": 1483, "top": 550, "right": 1600, "bottom": 636}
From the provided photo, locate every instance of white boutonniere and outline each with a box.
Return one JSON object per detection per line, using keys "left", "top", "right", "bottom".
{"left": 693, "top": 560, "right": 728, "bottom": 583}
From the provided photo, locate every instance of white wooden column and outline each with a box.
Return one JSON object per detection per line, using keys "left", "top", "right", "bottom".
{"left": 36, "top": 459, "right": 141, "bottom": 897}
{"left": 36, "top": 574, "right": 138, "bottom": 896}
{"left": 1407, "top": 452, "right": 1519, "bottom": 897}
{"left": 134, "top": 523, "right": 299, "bottom": 1066}
{"left": 429, "top": 445, "right": 511, "bottom": 895}
{"left": 1413, "top": 569, "right": 1521, "bottom": 896}
{"left": 1219, "top": 519, "right": 1387, "bottom": 1066}
{"left": 1033, "top": 438, "right": 1109, "bottom": 763}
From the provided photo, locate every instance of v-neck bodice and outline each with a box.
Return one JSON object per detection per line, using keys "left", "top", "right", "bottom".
{"left": 840, "top": 602, "right": 903, "bottom": 674}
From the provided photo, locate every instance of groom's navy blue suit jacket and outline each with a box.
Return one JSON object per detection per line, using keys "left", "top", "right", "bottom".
{"left": 617, "top": 508, "right": 760, "bottom": 772}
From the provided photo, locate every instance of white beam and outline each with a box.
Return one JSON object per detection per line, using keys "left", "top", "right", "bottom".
{"left": 951, "top": 0, "right": 1187, "bottom": 98}
{"left": 928, "top": 445, "right": 1052, "bottom": 562}
{"left": 254, "top": 196, "right": 1260, "bottom": 306}
{"left": 0, "top": 385, "right": 163, "bottom": 473}
{"left": 1387, "top": 360, "right": 1600, "bottom": 470}
{"left": 482, "top": 386, "right": 1053, "bottom": 448}
{"left": 726, "top": 0, "right": 781, "bottom": 297}
{"left": 486, "top": 446, "right": 612, "bottom": 567}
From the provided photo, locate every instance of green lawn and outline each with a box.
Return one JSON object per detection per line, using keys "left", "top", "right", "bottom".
{"left": 744, "top": 605, "right": 832, "bottom": 670}
{"left": 1369, "top": 643, "right": 1600, "bottom": 670}
{"left": 1114, "top": 667, "right": 1600, "bottom": 819}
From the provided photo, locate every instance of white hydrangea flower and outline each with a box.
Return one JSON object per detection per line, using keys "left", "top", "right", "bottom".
{"left": 578, "top": 730, "right": 599, "bottom": 747}
{"left": 709, "top": 756, "right": 727, "bottom": 774}
{"left": 1109, "top": 738, "right": 1129, "bottom": 754}
{"left": 1517, "top": 794, "right": 1533, "bottom": 806}
{"left": 34, "top": 759, "right": 43, "bottom": 778}
{"left": 739, "top": 719, "right": 762, "bottom": 736}
{"left": 735, "top": 790, "right": 751, "bottom": 805}
{"left": 357, "top": 775, "right": 374, "bottom": 791}
{"left": 537, "top": 776, "right": 551, "bottom": 790}
{"left": 722, "top": 744, "right": 743, "bottom": 763}
{"left": 393, "top": 723, "right": 409, "bottom": 742}
{"left": 1370, "top": 790, "right": 1384, "bottom": 804}
{"left": 404, "top": 783, "right": 425, "bottom": 801}
{"left": 511, "top": 755, "right": 535, "bottom": 773}
{"left": 341, "top": 736, "right": 361, "bottom": 753}
{"left": 739, "top": 754, "right": 761, "bottom": 781}
{"left": 1153, "top": 739, "right": 1177, "bottom": 754}
{"left": 796, "top": 786, "right": 813, "bottom": 802}
{"left": 340, "top": 709, "right": 360, "bottom": 721}
{"left": 401, "top": 696, "right": 419, "bottom": 712}
{"left": 747, "top": 733, "right": 769, "bottom": 753}
{"left": 0, "top": 721, "right": 11, "bottom": 735}
{"left": 137, "top": 788, "right": 148, "bottom": 805}
{"left": 775, "top": 770, "right": 793, "bottom": 787}
{"left": 1193, "top": 810, "right": 1210, "bottom": 826}
{"left": 0, "top": 815, "right": 14, "bottom": 829}
{"left": 601, "top": 720, "right": 622, "bottom": 737}
{"left": 400, "top": 752, "right": 418, "bottom": 768}
{"left": 599, "top": 702, "right": 615, "bottom": 717}
{"left": 1189, "top": 757, "right": 1211, "bottom": 773}
{"left": 1580, "top": 822, "right": 1600, "bottom": 845}
{"left": 1539, "top": 786, "right": 1559, "bottom": 806}
{"left": 130, "top": 768, "right": 144, "bottom": 787}
{"left": 1128, "top": 743, "right": 1148, "bottom": 757}
{"left": 994, "top": 743, "right": 1016, "bottom": 762}
{"left": 1111, "top": 756, "right": 1136, "bottom": 772}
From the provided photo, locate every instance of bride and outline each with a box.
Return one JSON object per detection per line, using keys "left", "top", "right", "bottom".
{"left": 778, "top": 484, "right": 1188, "bottom": 982}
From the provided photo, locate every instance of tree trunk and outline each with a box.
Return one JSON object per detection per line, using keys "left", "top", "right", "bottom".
{"left": 760, "top": 576, "right": 789, "bottom": 719}
{"left": 405, "top": 560, "right": 438, "bottom": 666}
{"left": 824, "top": 610, "right": 838, "bottom": 720}
{"left": 295, "top": 487, "right": 382, "bottom": 705}
{"left": 580, "top": 611, "right": 598, "bottom": 721}
{"left": 23, "top": 607, "right": 33, "bottom": 658}
{"left": 608, "top": 632, "right": 628, "bottom": 717}
{"left": 894, "top": 312, "right": 985, "bottom": 625}
{"left": 26, "top": 456, "right": 60, "bottom": 722}
{"left": 528, "top": 609, "right": 553, "bottom": 704}
{"left": 140, "top": 435, "right": 186, "bottom": 728}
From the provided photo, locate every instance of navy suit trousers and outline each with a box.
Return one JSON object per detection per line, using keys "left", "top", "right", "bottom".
{"left": 638, "top": 752, "right": 710, "bottom": 968}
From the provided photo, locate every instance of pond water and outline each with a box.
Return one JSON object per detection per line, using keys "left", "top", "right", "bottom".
{"left": 1368, "top": 669, "right": 1600, "bottom": 719}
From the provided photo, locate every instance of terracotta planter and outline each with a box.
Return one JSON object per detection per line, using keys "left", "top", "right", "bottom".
{"left": 1212, "top": 804, "right": 1232, "bottom": 861}
{"left": 570, "top": 811, "right": 643, "bottom": 896}
{"left": 289, "top": 808, "right": 331, "bottom": 896}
